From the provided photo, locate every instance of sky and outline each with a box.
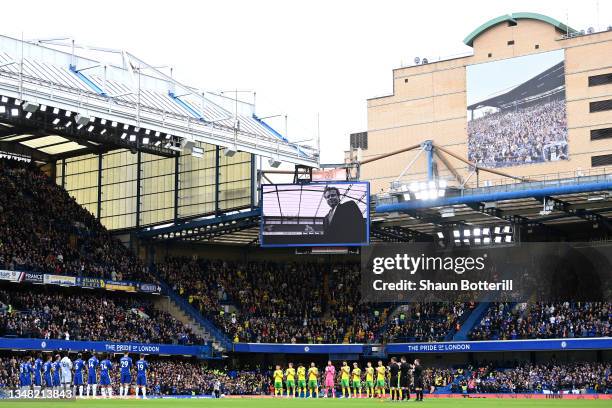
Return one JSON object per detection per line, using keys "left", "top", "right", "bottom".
{"left": 1, "top": 0, "right": 610, "bottom": 164}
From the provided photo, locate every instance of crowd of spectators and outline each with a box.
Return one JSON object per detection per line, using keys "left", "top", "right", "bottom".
{"left": 468, "top": 99, "right": 567, "bottom": 168}
{"left": 383, "top": 303, "right": 469, "bottom": 343}
{"left": 0, "top": 158, "right": 149, "bottom": 281}
{"left": 0, "top": 286, "right": 203, "bottom": 345}
{"left": 470, "top": 302, "right": 611, "bottom": 341}
{"left": 158, "top": 258, "right": 386, "bottom": 344}
{"left": 442, "top": 362, "right": 611, "bottom": 394}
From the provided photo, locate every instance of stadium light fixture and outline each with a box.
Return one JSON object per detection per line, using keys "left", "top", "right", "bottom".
{"left": 223, "top": 147, "right": 237, "bottom": 157}
{"left": 191, "top": 146, "right": 203, "bottom": 158}
{"left": 142, "top": 137, "right": 150, "bottom": 145}
{"left": 52, "top": 107, "right": 59, "bottom": 115}
{"left": 473, "top": 228, "right": 481, "bottom": 236}
{"left": 123, "top": 124, "right": 129, "bottom": 130}
{"left": 40, "top": 105, "right": 47, "bottom": 112}
{"left": 100, "top": 129, "right": 107, "bottom": 135}
{"left": 111, "top": 121, "right": 118, "bottom": 128}
{"left": 145, "top": 129, "right": 151, "bottom": 135}
{"left": 453, "top": 230, "right": 460, "bottom": 238}
{"left": 25, "top": 112, "right": 32, "bottom": 119}
{"left": 75, "top": 114, "right": 90, "bottom": 127}
{"left": 464, "top": 229, "right": 471, "bottom": 237}
{"left": 268, "top": 158, "right": 282, "bottom": 168}
{"left": 77, "top": 124, "right": 83, "bottom": 130}
{"left": 402, "top": 193, "right": 411, "bottom": 201}
{"left": 454, "top": 239, "right": 461, "bottom": 245}
{"left": 87, "top": 125, "right": 94, "bottom": 132}
{"left": 65, "top": 121, "right": 72, "bottom": 127}
{"left": 482, "top": 227, "right": 490, "bottom": 235}
{"left": 505, "top": 235, "right": 512, "bottom": 243}
{"left": 154, "top": 140, "right": 161, "bottom": 147}
{"left": 0, "top": 96, "right": 8, "bottom": 103}
{"left": 494, "top": 236, "right": 502, "bottom": 243}
{"left": 503, "top": 226, "right": 511, "bottom": 234}
{"left": 52, "top": 118, "right": 60, "bottom": 125}
{"left": 483, "top": 237, "right": 491, "bottom": 244}
{"left": 23, "top": 102, "right": 39, "bottom": 113}
{"left": 155, "top": 131, "right": 160, "bottom": 137}
{"left": 463, "top": 239, "right": 470, "bottom": 245}
{"left": 437, "top": 232, "right": 444, "bottom": 239}
{"left": 121, "top": 133, "right": 127, "bottom": 140}
{"left": 100, "top": 119, "right": 107, "bottom": 125}
{"left": 129, "top": 135, "right": 136, "bottom": 142}
{"left": 64, "top": 110, "right": 72, "bottom": 117}
{"left": 494, "top": 226, "right": 501, "bottom": 234}
{"left": 10, "top": 108, "right": 19, "bottom": 117}
{"left": 0, "top": 106, "right": 5, "bottom": 113}
{"left": 474, "top": 238, "right": 481, "bottom": 245}
{"left": 14, "top": 99, "right": 21, "bottom": 105}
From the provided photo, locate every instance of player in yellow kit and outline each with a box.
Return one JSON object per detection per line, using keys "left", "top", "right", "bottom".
{"left": 285, "top": 362, "right": 296, "bottom": 398}
{"left": 339, "top": 361, "right": 351, "bottom": 398}
{"left": 273, "top": 365, "right": 284, "bottom": 397}
{"left": 297, "top": 363, "right": 307, "bottom": 398}
{"left": 375, "top": 360, "right": 387, "bottom": 398}
{"left": 307, "top": 362, "right": 319, "bottom": 398}
{"left": 351, "top": 362, "right": 362, "bottom": 398}
{"left": 365, "top": 361, "right": 375, "bottom": 398}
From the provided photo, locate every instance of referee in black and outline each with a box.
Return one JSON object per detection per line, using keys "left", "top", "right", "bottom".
{"left": 389, "top": 357, "right": 400, "bottom": 400}
{"left": 400, "top": 356, "right": 411, "bottom": 400}
{"left": 413, "top": 358, "right": 424, "bottom": 402}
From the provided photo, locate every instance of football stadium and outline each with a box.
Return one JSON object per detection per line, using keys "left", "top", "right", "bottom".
{"left": 0, "top": 3, "right": 611, "bottom": 408}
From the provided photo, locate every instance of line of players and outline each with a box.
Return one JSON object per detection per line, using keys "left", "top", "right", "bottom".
{"left": 272, "top": 357, "right": 424, "bottom": 401}
{"left": 17, "top": 351, "right": 149, "bottom": 398}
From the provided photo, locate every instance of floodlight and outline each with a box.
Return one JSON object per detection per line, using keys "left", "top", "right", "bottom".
{"left": 483, "top": 237, "right": 491, "bottom": 244}
{"left": 437, "top": 232, "right": 444, "bottom": 239}
{"left": 64, "top": 110, "right": 72, "bottom": 117}
{"left": 40, "top": 105, "right": 47, "bottom": 112}
{"left": 268, "top": 158, "right": 282, "bottom": 168}
{"left": 111, "top": 121, "right": 118, "bottom": 127}
{"left": 494, "top": 226, "right": 501, "bottom": 234}
{"left": 474, "top": 238, "right": 481, "bottom": 244}
{"left": 23, "top": 102, "right": 39, "bottom": 113}
{"left": 52, "top": 118, "right": 60, "bottom": 125}
{"left": 10, "top": 108, "right": 19, "bottom": 116}
{"left": 53, "top": 108, "right": 59, "bottom": 115}
{"left": 65, "top": 121, "right": 72, "bottom": 127}
{"left": 503, "top": 226, "right": 511, "bottom": 234}
{"left": 463, "top": 239, "right": 470, "bottom": 245}
{"left": 142, "top": 137, "right": 150, "bottom": 145}
{"left": 482, "top": 227, "right": 490, "bottom": 235}
{"left": 25, "top": 112, "right": 32, "bottom": 119}
{"left": 223, "top": 147, "right": 237, "bottom": 157}
{"left": 121, "top": 133, "right": 127, "bottom": 139}
{"left": 100, "top": 129, "right": 107, "bottom": 135}
{"left": 453, "top": 230, "right": 460, "bottom": 238}
{"left": 129, "top": 135, "right": 136, "bottom": 142}
{"left": 75, "top": 114, "right": 90, "bottom": 126}
{"left": 0, "top": 106, "right": 5, "bottom": 113}
{"left": 123, "top": 124, "right": 129, "bottom": 130}
{"left": 494, "top": 236, "right": 502, "bottom": 243}
{"left": 0, "top": 96, "right": 8, "bottom": 103}
{"left": 463, "top": 229, "right": 471, "bottom": 237}
{"left": 87, "top": 125, "right": 94, "bottom": 132}
{"left": 473, "top": 228, "right": 481, "bottom": 236}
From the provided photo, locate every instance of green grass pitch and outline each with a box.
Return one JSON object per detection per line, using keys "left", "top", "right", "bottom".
{"left": 0, "top": 398, "right": 609, "bottom": 408}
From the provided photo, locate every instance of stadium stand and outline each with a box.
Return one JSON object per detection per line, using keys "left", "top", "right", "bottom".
{"left": 0, "top": 159, "right": 150, "bottom": 282}
{"left": 158, "top": 258, "right": 386, "bottom": 344}
{"left": 469, "top": 302, "right": 611, "bottom": 340}
{"left": 0, "top": 285, "right": 203, "bottom": 345}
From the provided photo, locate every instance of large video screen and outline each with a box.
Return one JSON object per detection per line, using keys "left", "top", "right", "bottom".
{"left": 466, "top": 50, "right": 568, "bottom": 168}
{"left": 260, "top": 182, "right": 369, "bottom": 247}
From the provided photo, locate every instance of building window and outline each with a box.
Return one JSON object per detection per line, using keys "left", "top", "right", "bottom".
{"left": 508, "top": 20, "right": 517, "bottom": 27}
{"left": 591, "top": 127, "right": 612, "bottom": 141}
{"left": 507, "top": 40, "right": 515, "bottom": 46}
{"left": 588, "top": 73, "right": 612, "bottom": 87}
{"left": 535, "top": 44, "right": 540, "bottom": 49}
{"left": 350, "top": 132, "right": 368, "bottom": 150}
{"left": 590, "top": 99, "right": 612, "bottom": 113}
{"left": 591, "top": 154, "right": 612, "bottom": 167}
{"left": 488, "top": 53, "right": 492, "bottom": 58}
{"left": 404, "top": 78, "right": 408, "bottom": 83}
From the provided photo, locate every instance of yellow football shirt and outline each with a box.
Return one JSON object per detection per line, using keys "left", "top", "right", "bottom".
{"left": 352, "top": 367, "right": 361, "bottom": 380}
{"left": 366, "top": 367, "right": 374, "bottom": 381}
{"left": 341, "top": 366, "right": 350, "bottom": 380}
{"left": 308, "top": 367, "right": 318, "bottom": 380}
{"left": 285, "top": 368, "right": 295, "bottom": 381}
{"left": 273, "top": 369, "right": 283, "bottom": 382}
{"left": 376, "top": 366, "right": 386, "bottom": 380}
{"left": 297, "top": 367, "right": 306, "bottom": 380}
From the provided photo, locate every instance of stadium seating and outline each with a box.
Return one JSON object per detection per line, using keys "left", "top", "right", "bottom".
{"left": 469, "top": 302, "right": 611, "bottom": 340}
{"left": 158, "top": 258, "right": 386, "bottom": 344}
{"left": 0, "top": 285, "right": 203, "bottom": 345}
{"left": 0, "top": 159, "right": 150, "bottom": 282}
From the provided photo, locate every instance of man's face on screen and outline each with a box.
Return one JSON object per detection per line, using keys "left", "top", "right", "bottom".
{"left": 324, "top": 189, "right": 340, "bottom": 208}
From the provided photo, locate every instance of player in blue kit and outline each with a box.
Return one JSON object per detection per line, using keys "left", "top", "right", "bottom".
{"left": 99, "top": 354, "right": 113, "bottom": 397}
{"left": 43, "top": 355, "right": 53, "bottom": 389}
{"left": 52, "top": 354, "right": 62, "bottom": 390}
{"left": 86, "top": 352, "right": 99, "bottom": 397}
{"left": 134, "top": 354, "right": 149, "bottom": 399}
{"left": 33, "top": 355, "right": 43, "bottom": 391}
{"left": 119, "top": 352, "right": 133, "bottom": 397}
{"left": 73, "top": 353, "right": 85, "bottom": 397}
{"left": 19, "top": 356, "right": 33, "bottom": 390}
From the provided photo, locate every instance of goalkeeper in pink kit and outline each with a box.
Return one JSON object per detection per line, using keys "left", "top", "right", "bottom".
{"left": 323, "top": 360, "right": 336, "bottom": 398}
